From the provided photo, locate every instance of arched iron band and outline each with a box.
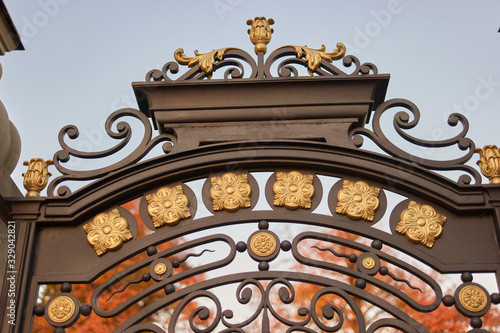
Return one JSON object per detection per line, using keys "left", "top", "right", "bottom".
{"left": 31, "top": 141, "right": 486, "bottom": 226}
{"left": 32, "top": 212, "right": 497, "bottom": 286}
{"left": 114, "top": 272, "right": 428, "bottom": 333}
{"left": 91, "top": 234, "right": 236, "bottom": 318}
{"left": 293, "top": 231, "right": 442, "bottom": 312}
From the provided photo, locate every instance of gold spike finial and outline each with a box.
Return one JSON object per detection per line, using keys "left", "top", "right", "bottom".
{"left": 247, "top": 17, "right": 274, "bottom": 54}
{"left": 476, "top": 145, "right": 500, "bottom": 184}
{"left": 22, "top": 158, "right": 53, "bottom": 197}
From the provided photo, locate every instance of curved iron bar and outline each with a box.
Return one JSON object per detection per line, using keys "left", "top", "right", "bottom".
{"left": 311, "top": 245, "right": 353, "bottom": 261}
{"left": 115, "top": 273, "right": 428, "bottom": 333}
{"left": 122, "top": 322, "right": 166, "bottom": 333}
{"left": 294, "top": 231, "right": 442, "bottom": 312}
{"left": 349, "top": 98, "right": 481, "bottom": 185}
{"left": 169, "top": 290, "right": 222, "bottom": 333}
{"left": 309, "top": 287, "right": 365, "bottom": 332}
{"left": 220, "top": 279, "right": 265, "bottom": 329}
{"left": 367, "top": 318, "right": 421, "bottom": 333}
{"left": 47, "top": 108, "right": 176, "bottom": 196}
{"left": 265, "top": 278, "right": 312, "bottom": 328}
{"left": 91, "top": 234, "right": 235, "bottom": 318}
{"left": 146, "top": 61, "right": 179, "bottom": 82}
{"left": 385, "top": 269, "right": 423, "bottom": 293}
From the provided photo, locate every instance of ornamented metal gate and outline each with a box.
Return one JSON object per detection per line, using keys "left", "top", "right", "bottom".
{"left": 2, "top": 18, "right": 500, "bottom": 332}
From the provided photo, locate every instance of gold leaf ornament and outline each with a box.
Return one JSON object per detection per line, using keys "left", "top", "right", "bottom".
{"left": 289, "top": 43, "right": 346, "bottom": 75}
{"left": 146, "top": 185, "right": 191, "bottom": 228}
{"left": 335, "top": 180, "right": 380, "bottom": 221}
{"left": 83, "top": 209, "right": 133, "bottom": 256}
{"left": 210, "top": 173, "right": 252, "bottom": 212}
{"left": 174, "top": 47, "right": 231, "bottom": 75}
{"left": 273, "top": 171, "right": 315, "bottom": 210}
{"left": 395, "top": 201, "right": 446, "bottom": 248}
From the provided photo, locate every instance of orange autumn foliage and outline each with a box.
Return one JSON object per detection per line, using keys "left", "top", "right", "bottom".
{"left": 33, "top": 198, "right": 206, "bottom": 332}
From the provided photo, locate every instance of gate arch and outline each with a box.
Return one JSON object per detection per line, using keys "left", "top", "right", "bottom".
{"left": 2, "top": 17, "right": 500, "bottom": 332}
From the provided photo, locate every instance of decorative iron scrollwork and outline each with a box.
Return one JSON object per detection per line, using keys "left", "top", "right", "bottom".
{"left": 349, "top": 98, "right": 481, "bottom": 185}
{"left": 48, "top": 108, "right": 176, "bottom": 196}
{"left": 146, "top": 17, "right": 377, "bottom": 81}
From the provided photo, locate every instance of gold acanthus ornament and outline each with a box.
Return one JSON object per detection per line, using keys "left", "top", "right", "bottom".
{"left": 210, "top": 173, "right": 251, "bottom": 212}
{"left": 174, "top": 47, "right": 232, "bottom": 76}
{"left": 247, "top": 16, "right": 274, "bottom": 54}
{"left": 22, "top": 158, "right": 53, "bottom": 197}
{"left": 336, "top": 180, "right": 380, "bottom": 221}
{"left": 475, "top": 145, "right": 500, "bottom": 184}
{"left": 273, "top": 171, "right": 315, "bottom": 210}
{"left": 146, "top": 185, "right": 191, "bottom": 228}
{"left": 288, "top": 43, "right": 346, "bottom": 75}
{"left": 83, "top": 208, "right": 133, "bottom": 256}
{"left": 395, "top": 201, "right": 446, "bottom": 248}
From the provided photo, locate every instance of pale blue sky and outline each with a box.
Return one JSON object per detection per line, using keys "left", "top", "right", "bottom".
{"left": 1, "top": 0, "right": 499, "bottom": 185}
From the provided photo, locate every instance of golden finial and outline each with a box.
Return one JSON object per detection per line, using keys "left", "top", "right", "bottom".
{"left": 22, "top": 158, "right": 53, "bottom": 197}
{"left": 475, "top": 145, "right": 500, "bottom": 184}
{"left": 247, "top": 17, "right": 274, "bottom": 54}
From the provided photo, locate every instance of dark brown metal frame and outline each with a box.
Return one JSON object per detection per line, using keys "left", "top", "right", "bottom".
{"left": 1, "top": 34, "right": 500, "bottom": 333}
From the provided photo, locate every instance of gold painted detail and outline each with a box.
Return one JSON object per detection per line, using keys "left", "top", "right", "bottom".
{"left": 210, "top": 173, "right": 251, "bottom": 212}
{"left": 146, "top": 185, "right": 191, "bottom": 228}
{"left": 83, "top": 209, "right": 133, "bottom": 256}
{"left": 362, "top": 257, "right": 376, "bottom": 270}
{"left": 174, "top": 47, "right": 231, "bottom": 75}
{"left": 250, "top": 232, "right": 277, "bottom": 257}
{"left": 247, "top": 16, "right": 274, "bottom": 54}
{"left": 395, "top": 201, "right": 446, "bottom": 248}
{"left": 335, "top": 180, "right": 380, "bottom": 221}
{"left": 475, "top": 145, "right": 500, "bottom": 184}
{"left": 22, "top": 158, "right": 53, "bottom": 197}
{"left": 154, "top": 263, "right": 167, "bottom": 275}
{"left": 289, "top": 43, "right": 346, "bottom": 75}
{"left": 459, "top": 285, "right": 488, "bottom": 313}
{"left": 47, "top": 296, "right": 75, "bottom": 323}
{"left": 273, "top": 171, "right": 315, "bottom": 210}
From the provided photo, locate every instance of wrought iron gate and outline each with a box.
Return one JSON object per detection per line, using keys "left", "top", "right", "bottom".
{"left": 2, "top": 17, "right": 500, "bottom": 332}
